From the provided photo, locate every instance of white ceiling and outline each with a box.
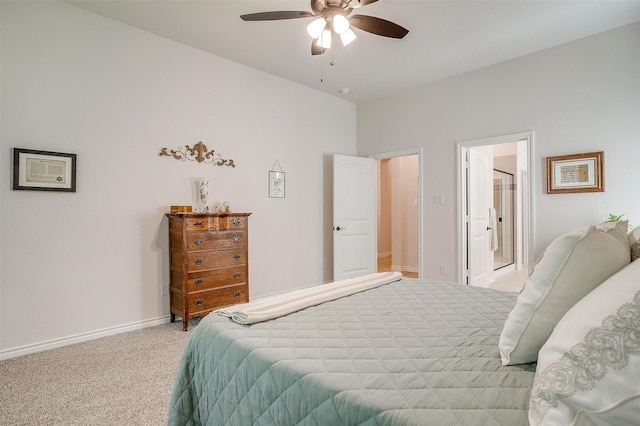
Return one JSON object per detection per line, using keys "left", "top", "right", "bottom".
{"left": 64, "top": 0, "right": 640, "bottom": 103}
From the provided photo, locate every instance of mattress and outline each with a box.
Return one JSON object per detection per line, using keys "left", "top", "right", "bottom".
{"left": 168, "top": 278, "right": 536, "bottom": 425}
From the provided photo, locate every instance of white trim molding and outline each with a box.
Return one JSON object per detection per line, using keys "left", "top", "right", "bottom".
{"left": 0, "top": 316, "right": 171, "bottom": 361}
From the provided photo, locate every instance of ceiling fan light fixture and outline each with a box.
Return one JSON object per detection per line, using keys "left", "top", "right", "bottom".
{"left": 241, "top": 1, "right": 409, "bottom": 56}
{"left": 306, "top": 17, "right": 327, "bottom": 38}
{"left": 333, "top": 14, "right": 350, "bottom": 34}
{"left": 316, "top": 29, "right": 332, "bottom": 49}
{"left": 340, "top": 28, "right": 357, "bottom": 46}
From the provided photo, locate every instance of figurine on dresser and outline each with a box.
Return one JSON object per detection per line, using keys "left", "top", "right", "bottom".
{"left": 195, "top": 177, "right": 209, "bottom": 212}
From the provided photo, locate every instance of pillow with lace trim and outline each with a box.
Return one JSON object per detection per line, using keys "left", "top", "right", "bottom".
{"left": 529, "top": 258, "right": 640, "bottom": 426}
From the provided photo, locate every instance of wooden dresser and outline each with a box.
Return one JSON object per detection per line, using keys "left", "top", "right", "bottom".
{"left": 166, "top": 212, "right": 251, "bottom": 331}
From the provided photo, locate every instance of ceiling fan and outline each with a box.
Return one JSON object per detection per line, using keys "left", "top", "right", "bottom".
{"left": 240, "top": 0, "right": 409, "bottom": 55}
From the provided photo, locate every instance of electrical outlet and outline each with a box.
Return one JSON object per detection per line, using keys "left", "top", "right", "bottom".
{"left": 439, "top": 264, "right": 448, "bottom": 275}
{"left": 161, "top": 283, "right": 169, "bottom": 296}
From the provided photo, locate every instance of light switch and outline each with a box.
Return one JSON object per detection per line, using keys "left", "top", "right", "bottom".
{"left": 434, "top": 194, "right": 445, "bottom": 205}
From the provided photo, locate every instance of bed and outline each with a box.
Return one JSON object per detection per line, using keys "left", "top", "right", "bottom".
{"left": 167, "top": 275, "right": 536, "bottom": 425}
{"left": 168, "top": 219, "right": 640, "bottom": 426}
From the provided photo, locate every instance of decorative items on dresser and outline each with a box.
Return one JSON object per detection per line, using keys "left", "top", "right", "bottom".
{"left": 166, "top": 212, "right": 251, "bottom": 331}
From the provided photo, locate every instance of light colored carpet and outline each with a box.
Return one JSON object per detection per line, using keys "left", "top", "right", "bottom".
{"left": 0, "top": 318, "right": 200, "bottom": 426}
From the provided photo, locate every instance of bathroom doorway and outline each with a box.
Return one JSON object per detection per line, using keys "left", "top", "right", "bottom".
{"left": 457, "top": 132, "right": 534, "bottom": 287}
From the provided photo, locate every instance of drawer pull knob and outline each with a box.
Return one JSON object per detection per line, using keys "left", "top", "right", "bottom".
{"left": 194, "top": 299, "right": 204, "bottom": 306}
{"left": 194, "top": 239, "right": 203, "bottom": 246}
{"left": 194, "top": 279, "right": 203, "bottom": 285}
{"left": 193, "top": 221, "right": 204, "bottom": 227}
{"left": 233, "top": 254, "right": 241, "bottom": 260}
{"left": 194, "top": 258, "right": 204, "bottom": 265}
{"left": 233, "top": 273, "right": 241, "bottom": 279}
{"left": 233, "top": 237, "right": 240, "bottom": 242}
{"left": 233, "top": 291, "right": 241, "bottom": 298}
{"left": 232, "top": 219, "right": 241, "bottom": 226}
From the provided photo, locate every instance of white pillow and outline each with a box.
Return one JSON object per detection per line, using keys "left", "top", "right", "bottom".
{"left": 629, "top": 226, "right": 640, "bottom": 262}
{"left": 529, "top": 258, "right": 640, "bottom": 426}
{"left": 499, "top": 220, "right": 630, "bottom": 365}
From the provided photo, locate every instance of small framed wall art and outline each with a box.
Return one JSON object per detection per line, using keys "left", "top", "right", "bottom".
{"left": 546, "top": 151, "right": 603, "bottom": 194}
{"left": 13, "top": 148, "right": 77, "bottom": 192}
{"left": 269, "top": 160, "right": 285, "bottom": 198}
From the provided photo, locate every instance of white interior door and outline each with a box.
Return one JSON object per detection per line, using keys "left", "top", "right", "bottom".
{"left": 333, "top": 154, "right": 376, "bottom": 281}
{"left": 468, "top": 146, "right": 494, "bottom": 287}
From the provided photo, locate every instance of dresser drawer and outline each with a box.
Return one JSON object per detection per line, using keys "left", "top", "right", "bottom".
{"left": 186, "top": 267, "right": 246, "bottom": 291}
{"left": 186, "top": 248, "right": 246, "bottom": 271}
{"left": 172, "top": 285, "right": 247, "bottom": 315}
{"left": 192, "top": 285, "right": 247, "bottom": 313}
{"left": 184, "top": 230, "right": 246, "bottom": 251}
{"left": 186, "top": 216, "right": 246, "bottom": 231}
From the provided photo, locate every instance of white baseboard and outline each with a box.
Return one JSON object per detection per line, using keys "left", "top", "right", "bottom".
{"left": 0, "top": 315, "right": 171, "bottom": 361}
{"left": 391, "top": 265, "right": 419, "bottom": 273}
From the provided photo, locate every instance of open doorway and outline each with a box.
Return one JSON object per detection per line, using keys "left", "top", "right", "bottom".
{"left": 457, "top": 132, "right": 534, "bottom": 290}
{"left": 371, "top": 149, "right": 423, "bottom": 278}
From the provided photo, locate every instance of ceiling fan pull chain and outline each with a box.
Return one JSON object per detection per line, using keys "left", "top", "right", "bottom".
{"left": 320, "top": 54, "right": 324, "bottom": 82}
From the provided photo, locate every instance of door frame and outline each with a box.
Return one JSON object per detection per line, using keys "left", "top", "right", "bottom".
{"left": 456, "top": 132, "right": 535, "bottom": 284}
{"left": 370, "top": 148, "right": 424, "bottom": 279}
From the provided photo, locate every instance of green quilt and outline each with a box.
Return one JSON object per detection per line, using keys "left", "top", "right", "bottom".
{"left": 168, "top": 279, "right": 535, "bottom": 425}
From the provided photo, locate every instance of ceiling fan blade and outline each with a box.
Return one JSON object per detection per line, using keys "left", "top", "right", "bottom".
{"left": 349, "top": 14, "right": 409, "bottom": 39}
{"left": 240, "top": 11, "right": 314, "bottom": 21}
{"left": 351, "top": 0, "right": 380, "bottom": 8}
{"left": 311, "top": 40, "right": 326, "bottom": 55}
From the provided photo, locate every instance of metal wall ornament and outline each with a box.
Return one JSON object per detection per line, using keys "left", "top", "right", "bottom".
{"left": 159, "top": 141, "right": 235, "bottom": 167}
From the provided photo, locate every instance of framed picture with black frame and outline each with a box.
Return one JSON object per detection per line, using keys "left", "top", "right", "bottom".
{"left": 13, "top": 148, "right": 77, "bottom": 192}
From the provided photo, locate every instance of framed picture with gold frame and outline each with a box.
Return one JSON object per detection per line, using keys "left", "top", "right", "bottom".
{"left": 12, "top": 148, "right": 77, "bottom": 192}
{"left": 546, "top": 151, "right": 603, "bottom": 194}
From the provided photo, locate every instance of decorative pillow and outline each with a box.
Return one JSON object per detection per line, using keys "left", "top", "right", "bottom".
{"left": 499, "top": 220, "right": 630, "bottom": 365}
{"left": 629, "top": 226, "right": 640, "bottom": 261}
{"left": 529, "top": 258, "right": 640, "bottom": 426}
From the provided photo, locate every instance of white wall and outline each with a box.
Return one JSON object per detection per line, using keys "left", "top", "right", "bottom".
{"left": 0, "top": 1, "right": 356, "bottom": 356}
{"left": 357, "top": 23, "right": 640, "bottom": 281}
